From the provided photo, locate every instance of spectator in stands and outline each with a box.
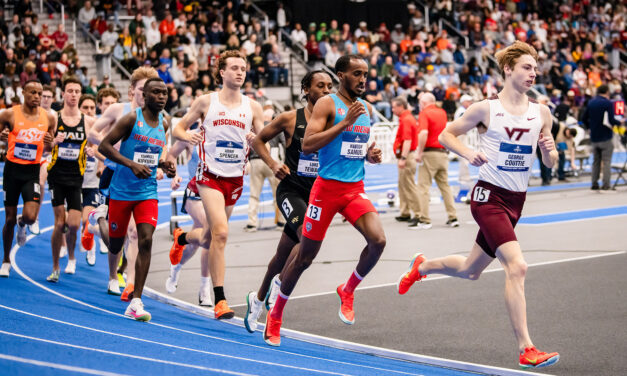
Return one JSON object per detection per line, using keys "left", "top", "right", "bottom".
{"left": 207, "top": 21, "right": 225, "bottom": 45}
{"left": 158, "top": 60, "right": 174, "bottom": 88}
{"left": 90, "top": 12, "right": 108, "bottom": 38}
{"left": 100, "top": 24, "right": 118, "bottom": 53}
{"left": 365, "top": 80, "right": 391, "bottom": 121}
{"left": 78, "top": 1, "right": 96, "bottom": 29}
{"left": 4, "top": 77, "right": 23, "bottom": 106}
{"left": 305, "top": 34, "right": 320, "bottom": 63}
{"left": 159, "top": 12, "right": 176, "bottom": 36}
{"left": 113, "top": 37, "right": 137, "bottom": 72}
{"left": 165, "top": 86, "right": 179, "bottom": 113}
{"left": 266, "top": 44, "right": 288, "bottom": 86}
{"left": 555, "top": 124, "right": 577, "bottom": 182}
{"left": 247, "top": 44, "right": 266, "bottom": 87}
{"left": 290, "top": 22, "right": 306, "bottom": 45}
{"left": 97, "top": 75, "right": 115, "bottom": 92}
{"left": 19, "top": 62, "right": 37, "bottom": 86}
{"left": 8, "top": 26, "right": 23, "bottom": 50}
{"left": 582, "top": 84, "right": 622, "bottom": 190}
{"left": 22, "top": 26, "right": 38, "bottom": 52}
{"left": 324, "top": 44, "right": 341, "bottom": 69}
{"left": 51, "top": 24, "right": 69, "bottom": 51}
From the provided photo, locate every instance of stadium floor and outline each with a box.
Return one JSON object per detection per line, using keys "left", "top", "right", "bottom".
{"left": 1, "top": 155, "right": 626, "bottom": 375}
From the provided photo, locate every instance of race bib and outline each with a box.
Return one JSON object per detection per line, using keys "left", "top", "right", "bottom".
{"left": 340, "top": 133, "right": 367, "bottom": 159}
{"left": 497, "top": 142, "right": 532, "bottom": 172}
{"left": 215, "top": 140, "right": 244, "bottom": 164}
{"left": 133, "top": 145, "right": 159, "bottom": 167}
{"left": 85, "top": 156, "right": 97, "bottom": 173}
{"left": 297, "top": 152, "right": 319, "bottom": 177}
{"left": 14, "top": 142, "right": 37, "bottom": 161}
{"left": 58, "top": 142, "right": 80, "bottom": 160}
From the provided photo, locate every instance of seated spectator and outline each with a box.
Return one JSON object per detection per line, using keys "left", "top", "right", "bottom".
{"left": 78, "top": 1, "right": 96, "bottom": 28}
{"left": 97, "top": 74, "right": 115, "bottom": 92}
{"left": 325, "top": 44, "right": 341, "bottom": 68}
{"left": 290, "top": 22, "right": 307, "bottom": 45}
{"left": 100, "top": 24, "right": 118, "bottom": 53}
{"left": 170, "top": 60, "right": 186, "bottom": 85}
{"left": 22, "top": 26, "right": 38, "bottom": 52}
{"left": 179, "top": 86, "right": 194, "bottom": 110}
{"left": 51, "top": 24, "right": 69, "bottom": 51}
{"left": 165, "top": 86, "right": 179, "bottom": 113}
{"left": 401, "top": 69, "right": 418, "bottom": 90}
{"left": 158, "top": 61, "right": 174, "bottom": 88}
{"left": 38, "top": 24, "right": 53, "bottom": 51}
{"left": 207, "top": 22, "right": 225, "bottom": 45}
{"left": 365, "top": 80, "right": 391, "bottom": 121}
{"left": 305, "top": 34, "right": 320, "bottom": 62}
{"left": 248, "top": 44, "right": 266, "bottom": 86}
{"left": 4, "top": 77, "right": 23, "bottom": 106}
{"left": 266, "top": 44, "right": 288, "bottom": 86}
{"left": 19, "top": 62, "right": 38, "bottom": 86}
{"left": 159, "top": 12, "right": 176, "bottom": 36}
{"left": 89, "top": 12, "right": 108, "bottom": 38}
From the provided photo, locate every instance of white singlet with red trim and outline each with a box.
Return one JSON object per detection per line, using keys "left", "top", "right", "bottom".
{"left": 198, "top": 91, "right": 253, "bottom": 177}
{"left": 478, "top": 97, "right": 543, "bottom": 192}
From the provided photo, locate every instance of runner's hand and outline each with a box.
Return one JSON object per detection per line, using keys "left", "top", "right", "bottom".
{"left": 0, "top": 128, "right": 9, "bottom": 142}
{"left": 538, "top": 132, "right": 555, "bottom": 153}
{"left": 245, "top": 132, "right": 256, "bottom": 147}
{"left": 367, "top": 142, "right": 382, "bottom": 164}
{"left": 187, "top": 130, "right": 203, "bottom": 145}
{"left": 85, "top": 146, "right": 95, "bottom": 157}
{"left": 345, "top": 101, "right": 367, "bottom": 125}
{"left": 53, "top": 133, "right": 65, "bottom": 146}
{"left": 159, "top": 160, "right": 177, "bottom": 178}
{"left": 272, "top": 161, "right": 290, "bottom": 180}
{"left": 156, "top": 168, "right": 164, "bottom": 180}
{"left": 130, "top": 162, "right": 152, "bottom": 179}
{"left": 171, "top": 175, "right": 182, "bottom": 190}
{"left": 466, "top": 150, "right": 488, "bottom": 167}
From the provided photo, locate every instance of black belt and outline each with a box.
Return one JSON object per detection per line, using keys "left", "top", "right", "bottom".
{"left": 424, "top": 147, "right": 448, "bottom": 153}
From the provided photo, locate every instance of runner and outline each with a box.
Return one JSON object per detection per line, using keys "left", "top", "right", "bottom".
{"left": 99, "top": 77, "right": 175, "bottom": 321}
{"left": 263, "top": 55, "right": 384, "bottom": 346}
{"left": 244, "top": 70, "right": 333, "bottom": 332}
{"left": 164, "top": 139, "right": 214, "bottom": 307}
{"left": 0, "top": 80, "right": 55, "bottom": 277}
{"left": 396, "top": 41, "right": 560, "bottom": 369}
{"left": 169, "top": 50, "right": 264, "bottom": 320}
{"left": 46, "top": 76, "right": 96, "bottom": 282}
{"left": 77, "top": 94, "right": 102, "bottom": 266}
{"left": 28, "top": 84, "right": 58, "bottom": 236}
{"left": 86, "top": 67, "right": 159, "bottom": 297}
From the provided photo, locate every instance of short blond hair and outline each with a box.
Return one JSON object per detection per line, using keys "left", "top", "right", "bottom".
{"left": 130, "top": 66, "right": 159, "bottom": 88}
{"left": 494, "top": 41, "right": 538, "bottom": 78}
{"left": 214, "top": 50, "right": 247, "bottom": 85}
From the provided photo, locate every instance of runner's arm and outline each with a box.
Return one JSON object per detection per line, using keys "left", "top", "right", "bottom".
{"left": 173, "top": 94, "right": 207, "bottom": 143}
{"left": 250, "top": 99, "right": 265, "bottom": 135}
{"left": 538, "top": 104, "right": 558, "bottom": 168}
{"left": 159, "top": 116, "right": 176, "bottom": 177}
{"left": 88, "top": 103, "right": 121, "bottom": 145}
{"left": 303, "top": 96, "right": 360, "bottom": 154}
{"left": 439, "top": 100, "right": 490, "bottom": 166}
{"left": 252, "top": 111, "right": 294, "bottom": 180}
{"left": 99, "top": 113, "right": 151, "bottom": 179}
{"left": 43, "top": 111, "right": 56, "bottom": 151}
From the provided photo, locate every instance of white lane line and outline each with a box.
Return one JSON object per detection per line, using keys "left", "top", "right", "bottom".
{"left": 9, "top": 228, "right": 423, "bottom": 376}
{"left": 0, "top": 353, "right": 127, "bottom": 376}
{"left": 245, "top": 251, "right": 627, "bottom": 303}
{"left": 0, "top": 330, "right": 253, "bottom": 376}
{"left": 0, "top": 304, "right": 348, "bottom": 376}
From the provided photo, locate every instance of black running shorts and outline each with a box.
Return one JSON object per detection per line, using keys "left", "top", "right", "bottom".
{"left": 3, "top": 160, "right": 41, "bottom": 207}
{"left": 49, "top": 181, "right": 82, "bottom": 211}
{"left": 276, "top": 181, "right": 310, "bottom": 243}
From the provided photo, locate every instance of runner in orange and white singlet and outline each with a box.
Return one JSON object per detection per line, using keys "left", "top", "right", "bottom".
{"left": 0, "top": 80, "right": 56, "bottom": 277}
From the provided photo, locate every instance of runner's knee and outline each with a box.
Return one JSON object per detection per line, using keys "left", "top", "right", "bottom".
{"left": 505, "top": 260, "right": 527, "bottom": 280}
{"left": 368, "top": 233, "right": 386, "bottom": 251}
{"left": 137, "top": 232, "right": 152, "bottom": 253}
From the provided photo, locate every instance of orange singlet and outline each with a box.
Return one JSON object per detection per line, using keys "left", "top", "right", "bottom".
{"left": 6, "top": 105, "right": 50, "bottom": 165}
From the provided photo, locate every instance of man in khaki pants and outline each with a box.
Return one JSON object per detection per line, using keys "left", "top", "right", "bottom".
{"left": 391, "top": 97, "right": 421, "bottom": 226}
{"left": 414, "top": 93, "right": 458, "bottom": 229}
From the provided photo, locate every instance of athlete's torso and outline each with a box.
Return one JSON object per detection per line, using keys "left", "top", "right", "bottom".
{"left": 478, "top": 97, "right": 543, "bottom": 192}
{"left": 48, "top": 111, "right": 87, "bottom": 186}
{"left": 110, "top": 107, "right": 166, "bottom": 201}
{"left": 282, "top": 107, "right": 318, "bottom": 191}
{"left": 7, "top": 105, "right": 49, "bottom": 165}
{"left": 318, "top": 94, "right": 371, "bottom": 183}
{"left": 103, "top": 102, "right": 133, "bottom": 171}
{"left": 198, "top": 91, "right": 253, "bottom": 177}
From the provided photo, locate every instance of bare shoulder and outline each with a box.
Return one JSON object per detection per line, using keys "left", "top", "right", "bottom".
{"left": 248, "top": 97, "right": 263, "bottom": 113}
{"left": 314, "top": 95, "right": 335, "bottom": 112}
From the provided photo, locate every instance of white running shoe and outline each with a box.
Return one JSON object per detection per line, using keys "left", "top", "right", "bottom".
{"left": 165, "top": 264, "right": 182, "bottom": 294}
{"left": 99, "top": 238, "right": 108, "bottom": 254}
{"left": 86, "top": 249, "right": 96, "bottom": 266}
{"left": 88, "top": 205, "right": 108, "bottom": 227}
{"left": 59, "top": 246, "right": 68, "bottom": 258}
{"left": 108, "top": 279, "right": 121, "bottom": 295}
{"left": 0, "top": 262, "right": 11, "bottom": 277}
{"left": 265, "top": 275, "right": 281, "bottom": 311}
{"left": 16, "top": 215, "right": 27, "bottom": 246}
{"left": 244, "top": 291, "right": 264, "bottom": 333}
{"left": 64, "top": 259, "right": 76, "bottom": 274}
{"left": 199, "top": 285, "right": 213, "bottom": 307}
{"left": 28, "top": 219, "right": 40, "bottom": 235}
{"left": 125, "top": 298, "right": 151, "bottom": 322}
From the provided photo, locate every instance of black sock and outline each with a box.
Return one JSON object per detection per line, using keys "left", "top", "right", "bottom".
{"left": 177, "top": 232, "right": 189, "bottom": 246}
{"left": 213, "top": 286, "right": 226, "bottom": 304}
